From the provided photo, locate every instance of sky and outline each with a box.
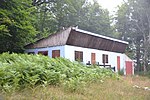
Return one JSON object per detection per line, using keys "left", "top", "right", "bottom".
{"left": 92, "top": 0, "right": 124, "bottom": 13}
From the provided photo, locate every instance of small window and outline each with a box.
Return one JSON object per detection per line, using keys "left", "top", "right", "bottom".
{"left": 102, "top": 54, "right": 108, "bottom": 64}
{"left": 28, "top": 52, "right": 34, "bottom": 54}
{"left": 38, "top": 51, "right": 48, "bottom": 56}
{"left": 75, "top": 51, "right": 83, "bottom": 62}
{"left": 52, "top": 50, "right": 60, "bottom": 58}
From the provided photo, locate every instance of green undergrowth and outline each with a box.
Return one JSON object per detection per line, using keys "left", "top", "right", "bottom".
{"left": 137, "top": 71, "right": 150, "bottom": 78}
{"left": 0, "top": 53, "right": 119, "bottom": 93}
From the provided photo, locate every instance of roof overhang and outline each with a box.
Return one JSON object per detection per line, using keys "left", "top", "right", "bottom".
{"left": 25, "top": 27, "right": 128, "bottom": 53}
{"left": 72, "top": 27, "right": 128, "bottom": 44}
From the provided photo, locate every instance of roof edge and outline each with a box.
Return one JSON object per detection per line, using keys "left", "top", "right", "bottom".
{"left": 72, "top": 27, "right": 128, "bottom": 44}
{"left": 25, "top": 27, "right": 72, "bottom": 49}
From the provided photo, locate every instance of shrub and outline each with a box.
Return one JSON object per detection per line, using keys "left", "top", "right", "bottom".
{"left": 0, "top": 53, "right": 119, "bottom": 92}
{"left": 137, "top": 71, "right": 150, "bottom": 78}
{"left": 118, "top": 69, "right": 124, "bottom": 76}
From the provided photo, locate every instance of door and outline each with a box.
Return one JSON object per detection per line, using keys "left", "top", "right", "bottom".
{"left": 91, "top": 53, "right": 96, "bottom": 64}
{"left": 117, "top": 56, "right": 120, "bottom": 71}
{"left": 126, "top": 61, "right": 133, "bottom": 75}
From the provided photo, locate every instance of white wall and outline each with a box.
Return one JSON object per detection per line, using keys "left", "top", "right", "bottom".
{"left": 25, "top": 45, "right": 131, "bottom": 73}
{"left": 25, "top": 46, "right": 65, "bottom": 58}
{"left": 64, "top": 45, "right": 125, "bottom": 72}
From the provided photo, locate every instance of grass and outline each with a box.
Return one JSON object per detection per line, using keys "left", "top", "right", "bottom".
{"left": 1, "top": 76, "right": 150, "bottom": 100}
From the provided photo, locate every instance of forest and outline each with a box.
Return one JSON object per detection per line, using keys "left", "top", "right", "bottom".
{"left": 0, "top": 0, "right": 150, "bottom": 73}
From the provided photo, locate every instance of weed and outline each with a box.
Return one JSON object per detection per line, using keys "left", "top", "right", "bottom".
{"left": 0, "top": 53, "right": 118, "bottom": 92}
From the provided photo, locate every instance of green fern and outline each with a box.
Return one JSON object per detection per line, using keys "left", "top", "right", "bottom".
{"left": 0, "top": 53, "right": 119, "bottom": 92}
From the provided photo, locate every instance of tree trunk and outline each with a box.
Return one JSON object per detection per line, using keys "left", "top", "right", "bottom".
{"left": 136, "top": 40, "right": 141, "bottom": 72}
{"left": 143, "top": 33, "right": 147, "bottom": 72}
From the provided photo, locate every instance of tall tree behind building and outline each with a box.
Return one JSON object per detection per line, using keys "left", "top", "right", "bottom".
{"left": 115, "top": 0, "right": 150, "bottom": 72}
{"left": 33, "top": 0, "right": 113, "bottom": 38}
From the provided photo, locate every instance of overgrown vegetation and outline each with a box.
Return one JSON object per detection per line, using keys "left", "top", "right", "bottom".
{"left": 0, "top": 53, "right": 118, "bottom": 92}
{"left": 118, "top": 69, "right": 124, "bottom": 76}
{"left": 136, "top": 71, "right": 150, "bottom": 78}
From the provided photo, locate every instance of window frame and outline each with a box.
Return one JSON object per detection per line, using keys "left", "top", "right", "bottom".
{"left": 52, "top": 50, "right": 60, "bottom": 58}
{"left": 102, "top": 54, "right": 108, "bottom": 64}
{"left": 75, "top": 51, "right": 83, "bottom": 62}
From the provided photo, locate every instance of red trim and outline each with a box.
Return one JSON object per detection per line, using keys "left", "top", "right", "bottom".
{"left": 91, "top": 53, "right": 96, "bottom": 64}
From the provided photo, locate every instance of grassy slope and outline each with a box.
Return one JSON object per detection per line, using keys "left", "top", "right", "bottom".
{"left": 1, "top": 76, "right": 150, "bottom": 100}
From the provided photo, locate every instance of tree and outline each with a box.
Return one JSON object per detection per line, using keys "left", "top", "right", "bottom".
{"left": 33, "top": 0, "right": 58, "bottom": 38}
{"left": 33, "top": 0, "right": 113, "bottom": 38}
{"left": 0, "top": 0, "right": 114, "bottom": 53}
{"left": 78, "top": 1, "right": 112, "bottom": 36}
{"left": 0, "top": 0, "right": 37, "bottom": 53}
{"left": 116, "top": 0, "right": 150, "bottom": 72}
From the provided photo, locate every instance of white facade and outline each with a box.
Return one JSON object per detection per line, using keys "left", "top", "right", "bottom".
{"left": 25, "top": 45, "right": 131, "bottom": 74}
{"left": 64, "top": 45, "right": 126, "bottom": 73}
{"left": 25, "top": 46, "right": 65, "bottom": 58}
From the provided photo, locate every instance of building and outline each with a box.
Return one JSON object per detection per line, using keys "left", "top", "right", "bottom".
{"left": 25, "top": 27, "right": 134, "bottom": 75}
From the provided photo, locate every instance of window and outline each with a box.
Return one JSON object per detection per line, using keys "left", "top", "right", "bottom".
{"left": 28, "top": 52, "right": 34, "bottom": 54}
{"left": 75, "top": 51, "right": 83, "bottom": 62}
{"left": 102, "top": 54, "right": 108, "bottom": 64}
{"left": 38, "top": 51, "right": 48, "bottom": 56}
{"left": 52, "top": 50, "right": 60, "bottom": 58}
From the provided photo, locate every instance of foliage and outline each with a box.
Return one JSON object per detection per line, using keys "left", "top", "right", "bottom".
{"left": 33, "top": 0, "right": 58, "bottom": 38}
{"left": 33, "top": 0, "right": 113, "bottom": 39}
{"left": 0, "top": 0, "right": 37, "bottom": 53}
{"left": 0, "top": 0, "right": 115, "bottom": 53}
{"left": 145, "top": 71, "right": 150, "bottom": 78}
{"left": 115, "top": 0, "right": 150, "bottom": 72}
{"left": 0, "top": 53, "right": 118, "bottom": 92}
{"left": 118, "top": 69, "right": 124, "bottom": 76}
{"left": 137, "top": 70, "right": 150, "bottom": 78}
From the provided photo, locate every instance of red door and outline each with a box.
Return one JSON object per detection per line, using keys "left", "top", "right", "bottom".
{"left": 91, "top": 53, "right": 96, "bottom": 64}
{"left": 126, "top": 61, "right": 133, "bottom": 75}
{"left": 117, "top": 56, "right": 120, "bottom": 71}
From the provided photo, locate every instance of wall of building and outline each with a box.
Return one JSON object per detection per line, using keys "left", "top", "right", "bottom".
{"left": 64, "top": 45, "right": 125, "bottom": 72}
{"left": 25, "top": 46, "right": 65, "bottom": 58}
{"left": 25, "top": 45, "right": 133, "bottom": 74}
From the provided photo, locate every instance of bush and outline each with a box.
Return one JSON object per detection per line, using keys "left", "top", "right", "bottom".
{"left": 137, "top": 71, "right": 150, "bottom": 78}
{"left": 0, "top": 53, "right": 119, "bottom": 92}
{"left": 118, "top": 69, "right": 124, "bottom": 76}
